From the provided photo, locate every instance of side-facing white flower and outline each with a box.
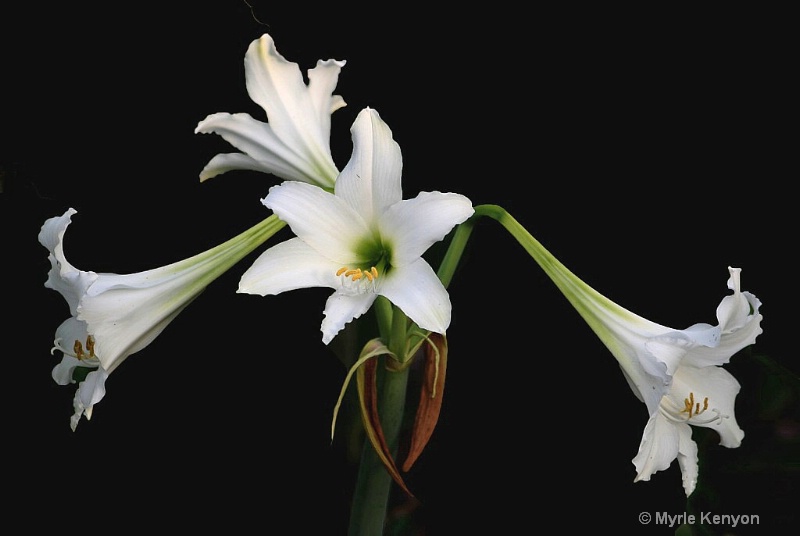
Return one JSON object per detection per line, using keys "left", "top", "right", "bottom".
{"left": 195, "top": 33, "right": 346, "bottom": 189}
{"left": 533, "top": 246, "right": 762, "bottom": 495}
{"left": 40, "top": 209, "right": 284, "bottom": 430}
{"left": 239, "top": 107, "right": 475, "bottom": 344}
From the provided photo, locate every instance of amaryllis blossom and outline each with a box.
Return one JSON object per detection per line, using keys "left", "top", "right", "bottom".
{"left": 239, "top": 107, "right": 474, "bottom": 344}
{"left": 40, "top": 208, "right": 284, "bottom": 430}
{"left": 530, "top": 241, "right": 762, "bottom": 496}
{"left": 195, "top": 33, "right": 346, "bottom": 189}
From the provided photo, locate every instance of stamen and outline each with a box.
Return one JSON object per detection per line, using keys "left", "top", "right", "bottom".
{"left": 680, "top": 392, "right": 714, "bottom": 420}
{"left": 72, "top": 336, "right": 96, "bottom": 360}
{"left": 337, "top": 266, "right": 381, "bottom": 293}
{"left": 74, "top": 340, "right": 84, "bottom": 359}
{"left": 682, "top": 392, "right": 696, "bottom": 418}
{"left": 663, "top": 392, "right": 728, "bottom": 426}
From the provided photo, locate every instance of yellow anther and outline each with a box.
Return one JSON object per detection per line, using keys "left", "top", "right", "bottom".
{"left": 86, "top": 335, "right": 95, "bottom": 357}
{"left": 681, "top": 392, "right": 710, "bottom": 419}
{"left": 682, "top": 392, "right": 695, "bottom": 417}
{"left": 337, "top": 266, "right": 380, "bottom": 286}
{"left": 74, "top": 340, "right": 84, "bottom": 359}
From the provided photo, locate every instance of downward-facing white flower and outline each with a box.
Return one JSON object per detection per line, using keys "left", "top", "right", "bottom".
{"left": 40, "top": 209, "right": 284, "bottom": 430}
{"left": 239, "top": 107, "right": 474, "bottom": 344}
{"left": 490, "top": 207, "right": 764, "bottom": 495}
{"left": 195, "top": 33, "right": 346, "bottom": 189}
{"left": 532, "top": 249, "right": 763, "bottom": 495}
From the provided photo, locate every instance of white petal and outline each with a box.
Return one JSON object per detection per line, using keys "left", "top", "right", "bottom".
{"left": 52, "top": 354, "right": 90, "bottom": 385}
{"left": 632, "top": 412, "right": 683, "bottom": 483}
{"left": 307, "top": 59, "right": 348, "bottom": 130}
{"left": 645, "top": 332, "right": 693, "bottom": 377}
{"left": 677, "top": 422, "right": 700, "bottom": 496}
{"left": 684, "top": 267, "right": 762, "bottom": 367}
{"left": 238, "top": 238, "right": 341, "bottom": 296}
{"left": 70, "top": 368, "right": 108, "bottom": 431}
{"left": 38, "top": 209, "right": 98, "bottom": 314}
{"left": 380, "top": 259, "right": 452, "bottom": 334}
{"left": 380, "top": 191, "right": 474, "bottom": 266}
{"left": 79, "top": 276, "right": 195, "bottom": 373}
{"left": 52, "top": 316, "right": 90, "bottom": 358}
{"left": 78, "top": 368, "right": 108, "bottom": 410}
{"left": 717, "top": 268, "right": 762, "bottom": 333}
{"left": 263, "top": 182, "right": 369, "bottom": 263}
{"left": 321, "top": 291, "right": 377, "bottom": 345}
{"left": 682, "top": 320, "right": 761, "bottom": 368}
{"left": 335, "top": 108, "right": 402, "bottom": 221}
{"left": 671, "top": 365, "right": 744, "bottom": 448}
{"left": 198, "top": 153, "right": 266, "bottom": 182}
{"left": 244, "top": 34, "right": 341, "bottom": 185}
{"left": 195, "top": 113, "right": 327, "bottom": 185}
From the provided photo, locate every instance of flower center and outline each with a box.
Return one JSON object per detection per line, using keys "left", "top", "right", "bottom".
{"left": 336, "top": 265, "right": 380, "bottom": 293}
{"left": 680, "top": 392, "right": 708, "bottom": 418}
{"left": 667, "top": 391, "right": 729, "bottom": 426}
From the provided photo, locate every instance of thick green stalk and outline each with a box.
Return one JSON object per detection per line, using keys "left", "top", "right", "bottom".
{"left": 348, "top": 353, "right": 410, "bottom": 535}
{"left": 436, "top": 216, "right": 477, "bottom": 289}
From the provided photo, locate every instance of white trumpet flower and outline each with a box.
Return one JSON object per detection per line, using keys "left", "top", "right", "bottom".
{"left": 239, "top": 107, "right": 474, "bottom": 344}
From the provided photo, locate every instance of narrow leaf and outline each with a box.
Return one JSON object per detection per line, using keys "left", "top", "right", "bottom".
{"left": 402, "top": 333, "right": 448, "bottom": 472}
{"left": 330, "top": 338, "right": 392, "bottom": 441}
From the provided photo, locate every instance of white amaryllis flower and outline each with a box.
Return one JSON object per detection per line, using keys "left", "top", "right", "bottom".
{"left": 195, "top": 33, "right": 346, "bottom": 190}
{"left": 239, "top": 107, "right": 474, "bottom": 344}
{"left": 532, "top": 243, "right": 762, "bottom": 495}
{"left": 40, "top": 208, "right": 284, "bottom": 430}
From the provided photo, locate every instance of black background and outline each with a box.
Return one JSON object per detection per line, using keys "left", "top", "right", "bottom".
{"left": 2, "top": 2, "right": 796, "bottom": 534}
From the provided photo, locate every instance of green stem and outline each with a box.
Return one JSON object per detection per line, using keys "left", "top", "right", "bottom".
{"left": 436, "top": 215, "right": 477, "bottom": 289}
{"left": 348, "top": 357, "right": 410, "bottom": 535}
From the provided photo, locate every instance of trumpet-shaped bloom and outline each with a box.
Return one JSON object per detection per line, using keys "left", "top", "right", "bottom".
{"left": 195, "top": 33, "right": 346, "bottom": 189}
{"left": 532, "top": 247, "right": 762, "bottom": 495}
{"left": 239, "top": 107, "right": 474, "bottom": 344}
{"left": 40, "top": 208, "right": 284, "bottom": 430}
